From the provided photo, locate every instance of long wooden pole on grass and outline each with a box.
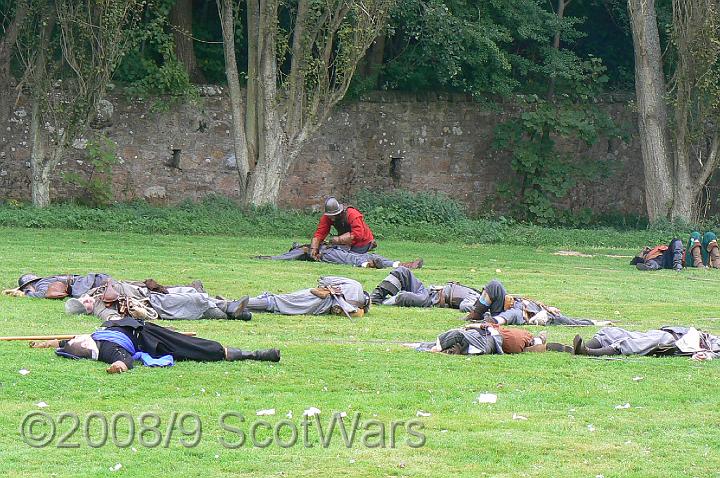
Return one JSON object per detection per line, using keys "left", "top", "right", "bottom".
{"left": 0, "top": 332, "right": 197, "bottom": 341}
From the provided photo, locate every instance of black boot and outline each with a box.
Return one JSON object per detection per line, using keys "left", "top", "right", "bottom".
{"left": 370, "top": 287, "right": 387, "bottom": 305}
{"left": 370, "top": 278, "right": 400, "bottom": 305}
{"left": 253, "top": 349, "right": 281, "bottom": 362}
{"left": 225, "top": 348, "right": 280, "bottom": 362}
{"left": 573, "top": 335, "right": 587, "bottom": 355}
{"left": 225, "top": 348, "right": 255, "bottom": 361}
{"left": 226, "top": 296, "right": 252, "bottom": 320}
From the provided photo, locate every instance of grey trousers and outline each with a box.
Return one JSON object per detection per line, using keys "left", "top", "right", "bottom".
{"left": 320, "top": 247, "right": 395, "bottom": 268}
{"left": 377, "top": 266, "right": 435, "bottom": 307}
{"left": 148, "top": 289, "right": 227, "bottom": 320}
{"left": 247, "top": 290, "right": 332, "bottom": 315}
{"left": 268, "top": 244, "right": 395, "bottom": 268}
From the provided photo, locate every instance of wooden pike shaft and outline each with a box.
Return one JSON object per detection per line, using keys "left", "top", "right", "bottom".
{"left": 0, "top": 332, "right": 197, "bottom": 341}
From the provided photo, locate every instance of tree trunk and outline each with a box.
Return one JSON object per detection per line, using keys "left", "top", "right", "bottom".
{"left": 245, "top": 0, "right": 260, "bottom": 172}
{"left": 170, "top": 0, "right": 205, "bottom": 83}
{"left": 217, "top": 0, "right": 249, "bottom": 199}
{"left": 29, "top": 98, "right": 50, "bottom": 207}
{"left": 358, "top": 34, "right": 385, "bottom": 88}
{"left": 0, "top": 0, "right": 29, "bottom": 124}
{"left": 547, "top": 0, "right": 568, "bottom": 100}
{"left": 246, "top": 137, "right": 293, "bottom": 205}
{"left": 245, "top": 0, "right": 288, "bottom": 206}
{"left": 628, "top": 0, "right": 674, "bottom": 222}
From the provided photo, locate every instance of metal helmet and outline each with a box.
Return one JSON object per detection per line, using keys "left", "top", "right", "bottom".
{"left": 18, "top": 274, "right": 40, "bottom": 289}
{"left": 323, "top": 196, "right": 344, "bottom": 216}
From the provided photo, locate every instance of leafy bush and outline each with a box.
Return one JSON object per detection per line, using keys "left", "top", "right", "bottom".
{"left": 355, "top": 190, "right": 467, "bottom": 227}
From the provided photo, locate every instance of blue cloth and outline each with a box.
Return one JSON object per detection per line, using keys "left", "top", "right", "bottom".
{"left": 92, "top": 330, "right": 174, "bottom": 367}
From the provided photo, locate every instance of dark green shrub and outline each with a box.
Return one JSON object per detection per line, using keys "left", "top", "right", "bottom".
{"left": 356, "top": 190, "right": 467, "bottom": 227}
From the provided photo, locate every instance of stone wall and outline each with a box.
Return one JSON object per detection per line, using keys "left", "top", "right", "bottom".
{"left": 0, "top": 89, "right": 647, "bottom": 215}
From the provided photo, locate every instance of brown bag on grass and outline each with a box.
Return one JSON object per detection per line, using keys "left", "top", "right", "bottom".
{"left": 100, "top": 282, "right": 120, "bottom": 304}
{"left": 45, "top": 281, "right": 69, "bottom": 299}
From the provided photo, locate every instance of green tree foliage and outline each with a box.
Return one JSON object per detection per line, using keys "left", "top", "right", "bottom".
{"left": 380, "top": 0, "right": 555, "bottom": 96}
{"left": 113, "top": 0, "right": 197, "bottom": 100}
{"left": 492, "top": 59, "right": 621, "bottom": 224}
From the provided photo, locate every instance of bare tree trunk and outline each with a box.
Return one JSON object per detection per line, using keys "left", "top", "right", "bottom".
{"left": 672, "top": 150, "right": 695, "bottom": 220}
{"left": 628, "top": 0, "right": 674, "bottom": 222}
{"left": 245, "top": 0, "right": 260, "bottom": 171}
{"left": 286, "top": 0, "right": 309, "bottom": 139}
{"left": 358, "top": 34, "right": 385, "bottom": 88}
{"left": 170, "top": 0, "right": 205, "bottom": 83}
{"left": 218, "top": 0, "right": 393, "bottom": 206}
{"left": 246, "top": 0, "right": 289, "bottom": 205}
{"left": 0, "top": 0, "right": 29, "bottom": 124}
{"left": 547, "top": 0, "right": 569, "bottom": 99}
{"left": 667, "top": 0, "right": 720, "bottom": 221}
{"left": 217, "top": 0, "right": 249, "bottom": 199}
{"left": 29, "top": 98, "right": 50, "bottom": 207}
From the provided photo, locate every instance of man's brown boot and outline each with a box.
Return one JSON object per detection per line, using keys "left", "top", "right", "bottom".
{"left": 399, "top": 258, "right": 424, "bottom": 269}
{"left": 709, "top": 241, "right": 720, "bottom": 268}
{"left": 691, "top": 244, "right": 704, "bottom": 267}
{"left": 572, "top": 335, "right": 587, "bottom": 355}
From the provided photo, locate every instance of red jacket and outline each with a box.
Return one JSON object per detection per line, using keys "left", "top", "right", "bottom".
{"left": 313, "top": 207, "right": 374, "bottom": 248}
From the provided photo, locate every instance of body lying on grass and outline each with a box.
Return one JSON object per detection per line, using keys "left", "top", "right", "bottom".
{"left": 246, "top": 276, "right": 370, "bottom": 318}
{"left": 64, "top": 278, "right": 252, "bottom": 321}
{"left": 408, "top": 322, "right": 552, "bottom": 355}
{"left": 4, "top": 272, "right": 113, "bottom": 299}
{"left": 29, "top": 316, "right": 279, "bottom": 374}
{"left": 463, "top": 279, "right": 610, "bottom": 326}
{"left": 5, "top": 272, "right": 209, "bottom": 302}
{"left": 256, "top": 241, "right": 423, "bottom": 270}
{"left": 370, "top": 266, "right": 481, "bottom": 312}
{"left": 631, "top": 231, "right": 720, "bottom": 271}
{"left": 549, "top": 326, "right": 720, "bottom": 359}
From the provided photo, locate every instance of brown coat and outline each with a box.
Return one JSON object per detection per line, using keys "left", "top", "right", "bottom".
{"left": 497, "top": 327, "right": 534, "bottom": 354}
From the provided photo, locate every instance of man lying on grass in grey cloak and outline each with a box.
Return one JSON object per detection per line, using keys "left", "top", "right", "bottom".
{"left": 255, "top": 242, "right": 423, "bottom": 270}
{"left": 4, "top": 272, "right": 114, "bottom": 299}
{"left": 245, "top": 276, "right": 371, "bottom": 318}
{"left": 552, "top": 326, "right": 720, "bottom": 359}
{"left": 370, "top": 266, "right": 482, "bottom": 312}
{"left": 463, "top": 279, "right": 611, "bottom": 327}
{"left": 407, "top": 322, "right": 558, "bottom": 355}
{"left": 4, "top": 272, "right": 206, "bottom": 302}
{"left": 65, "top": 277, "right": 252, "bottom": 321}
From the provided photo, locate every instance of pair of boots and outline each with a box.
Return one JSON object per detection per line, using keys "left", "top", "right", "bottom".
{"left": 690, "top": 241, "right": 720, "bottom": 268}
{"left": 225, "top": 296, "right": 252, "bottom": 321}
{"left": 225, "top": 348, "right": 281, "bottom": 362}
{"left": 572, "top": 335, "right": 617, "bottom": 356}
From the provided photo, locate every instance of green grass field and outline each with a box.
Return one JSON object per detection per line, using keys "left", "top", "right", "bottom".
{"left": 1, "top": 226, "right": 719, "bottom": 477}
